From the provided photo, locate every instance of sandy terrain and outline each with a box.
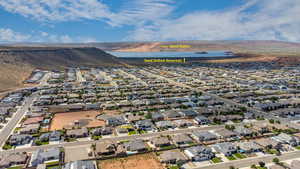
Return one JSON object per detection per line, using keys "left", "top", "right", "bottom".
{"left": 65, "top": 144, "right": 94, "bottom": 162}
{"left": 99, "top": 153, "right": 164, "bottom": 169}
{"left": 50, "top": 110, "right": 105, "bottom": 130}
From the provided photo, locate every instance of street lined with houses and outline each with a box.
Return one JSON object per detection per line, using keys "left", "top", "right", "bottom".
{"left": 1, "top": 65, "right": 300, "bottom": 169}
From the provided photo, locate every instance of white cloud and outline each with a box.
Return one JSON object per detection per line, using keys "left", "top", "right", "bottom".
{"left": 0, "top": 0, "right": 300, "bottom": 42}
{"left": 129, "top": 0, "right": 300, "bottom": 42}
{"left": 0, "top": 28, "right": 31, "bottom": 42}
{"left": 0, "top": 0, "right": 111, "bottom": 22}
{"left": 0, "top": 0, "right": 174, "bottom": 26}
{"left": 0, "top": 28, "right": 96, "bottom": 43}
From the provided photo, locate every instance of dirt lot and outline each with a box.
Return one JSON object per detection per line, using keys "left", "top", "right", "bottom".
{"left": 65, "top": 144, "right": 94, "bottom": 162}
{"left": 99, "top": 153, "right": 164, "bottom": 169}
{"left": 50, "top": 110, "right": 106, "bottom": 130}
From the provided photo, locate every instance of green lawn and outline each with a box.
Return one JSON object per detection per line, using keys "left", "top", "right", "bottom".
{"left": 46, "top": 161, "right": 59, "bottom": 166}
{"left": 7, "top": 166, "right": 23, "bottom": 169}
{"left": 47, "top": 165, "right": 61, "bottom": 169}
{"left": 139, "top": 130, "right": 147, "bottom": 134}
{"left": 35, "top": 140, "right": 49, "bottom": 146}
{"left": 211, "top": 157, "right": 223, "bottom": 163}
{"left": 295, "top": 146, "right": 300, "bottom": 150}
{"left": 234, "top": 153, "right": 247, "bottom": 159}
{"left": 92, "top": 135, "right": 102, "bottom": 140}
{"left": 256, "top": 167, "right": 267, "bottom": 169}
{"left": 226, "top": 155, "right": 237, "bottom": 160}
{"left": 128, "top": 131, "right": 137, "bottom": 135}
{"left": 168, "top": 165, "right": 180, "bottom": 169}
{"left": 160, "top": 145, "right": 176, "bottom": 150}
{"left": 2, "top": 144, "right": 13, "bottom": 150}
{"left": 267, "top": 149, "right": 279, "bottom": 154}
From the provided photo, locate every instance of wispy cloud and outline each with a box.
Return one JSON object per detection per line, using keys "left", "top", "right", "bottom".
{"left": 0, "top": 0, "right": 174, "bottom": 26}
{"left": 0, "top": 0, "right": 111, "bottom": 22}
{"left": 0, "top": 28, "right": 31, "bottom": 42}
{"left": 0, "top": 0, "right": 299, "bottom": 42}
{"left": 0, "top": 28, "right": 95, "bottom": 43}
{"left": 129, "top": 0, "right": 300, "bottom": 42}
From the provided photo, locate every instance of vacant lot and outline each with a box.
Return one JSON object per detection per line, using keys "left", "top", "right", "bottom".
{"left": 65, "top": 144, "right": 94, "bottom": 162}
{"left": 50, "top": 110, "right": 105, "bottom": 130}
{"left": 99, "top": 153, "right": 164, "bottom": 169}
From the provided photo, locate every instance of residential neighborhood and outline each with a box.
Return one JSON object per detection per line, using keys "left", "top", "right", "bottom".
{"left": 1, "top": 65, "right": 300, "bottom": 169}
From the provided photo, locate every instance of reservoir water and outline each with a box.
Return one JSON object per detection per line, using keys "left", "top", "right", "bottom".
{"left": 107, "top": 51, "right": 233, "bottom": 58}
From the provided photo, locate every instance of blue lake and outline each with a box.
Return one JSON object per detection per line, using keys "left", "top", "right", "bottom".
{"left": 107, "top": 51, "right": 233, "bottom": 58}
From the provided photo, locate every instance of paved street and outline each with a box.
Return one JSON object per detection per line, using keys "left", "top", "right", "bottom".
{"left": 0, "top": 93, "right": 38, "bottom": 147}
{"left": 0, "top": 125, "right": 224, "bottom": 155}
{"left": 196, "top": 151, "right": 300, "bottom": 169}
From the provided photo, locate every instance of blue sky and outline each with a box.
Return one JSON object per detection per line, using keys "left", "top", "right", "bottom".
{"left": 0, "top": 0, "right": 299, "bottom": 43}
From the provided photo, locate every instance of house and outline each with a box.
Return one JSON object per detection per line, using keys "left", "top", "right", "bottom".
{"left": 39, "top": 133, "right": 50, "bottom": 142}
{"left": 19, "top": 123, "right": 40, "bottom": 134}
{"left": 151, "top": 112, "right": 164, "bottom": 121}
{"left": 123, "top": 140, "right": 147, "bottom": 152}
{"left": 236, "top": 141, "right": 263, "bottom": 153}
{"left": 171, "top": 134, "right": 193, "bottom": 147}
{"left": 213, "top": 129, "right": 237, "bottom": 139}
{"left": 0, "top": 153, "right": 28, "bottom": 168}
{"left": 150, "top": 136, "right": 171, "bottom": 148}
{"left": 23, "top": 116, "right": 44, "bottom": 125}
{"left": 8, "top": 134, "right": 33, "bottom": 146}
{"left": 97, "top": 115, "right": 126, "bottom": 127}
{"left": 163, "top": 110, "right": 182, "bottom": 119}
{"left": 159, "top": 150, "right": 188, "bottom": 164}
{"left": 173, "top": 119, "right": 193, "bottom": 128}
{"left": 191, "top": 131, "right": 218, "bottom": 142}
{"left": 95, "top": 141, "right": 116, "bottom": 156}
{"left": 251, "top": 123, "right": 270, "bottom": 134}
{"left": 194, "top": 116, "right": 210, "bottom": 125}
{"left": 91, "top": 127, "right": 113, "bottom": 136}
{"left": 184, "top": 146, "right": 215, "bottom": 161}
{"left": 255, "top": 138, "right": 282, "bottom": 150}
{"left": 30, "top": 148, "right": 61, "bottom": 167}
{"left": 234, "top": 126, "right": 254, "bottom": 137}
{"left": 63, "top": 160, "right": 96, "bottom": 169}
{"left": 39, "top": 131, "right": 61, "bottom": 142}
{"left": 178, "top": 110, "right": 198, "bottom": 117}
{"left": 106, "top": 116, "right": 126, "bottom": 126}
{"left": 115, "top": 126, "right": 129, "bottom": 134}
{"left": 213, "top": 142, "right": 237, "bottom": 156}
{"left": 155, "top": 121, "right": 175, "bottom": 130}
{"left": 49, "top": 131, "right": 62, "bottom": 141}
{"left": 124, "top": 113, "right": 144, "bottom": 123}
{"left": 66, "top": 128, "right": 88, "bottom": 138}
{"left": 272, "top": 133, "right": 300, "bottom": 146}
{"left": 135, "top": 119, "right": 155, "bottom": 131}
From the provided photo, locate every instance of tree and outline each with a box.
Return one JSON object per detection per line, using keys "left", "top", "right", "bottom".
{"left": 273, "top": 157, "right": 280, "bottom": 164}
{"left": 269, "top": 119, "right": 275, "bottom": 124}
{"left": 258, "top": 161, "right": 265, "bottom": 167}
{"left": 225, "top": 125, "right": 235, "bottom": 131}
{"left": 35, "top": 140, "right": 42, "bottom": 146}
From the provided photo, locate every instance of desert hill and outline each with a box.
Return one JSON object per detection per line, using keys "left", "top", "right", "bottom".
{"left": 0, "top": 47, "right": 122, "bottom": 92}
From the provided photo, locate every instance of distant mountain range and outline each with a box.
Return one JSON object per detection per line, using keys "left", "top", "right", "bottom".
{"left": 0, "top": 40, "right": 300, "bottom": 92}
{"left": 5, "top": 40, "right": 300, "bottom": 54}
